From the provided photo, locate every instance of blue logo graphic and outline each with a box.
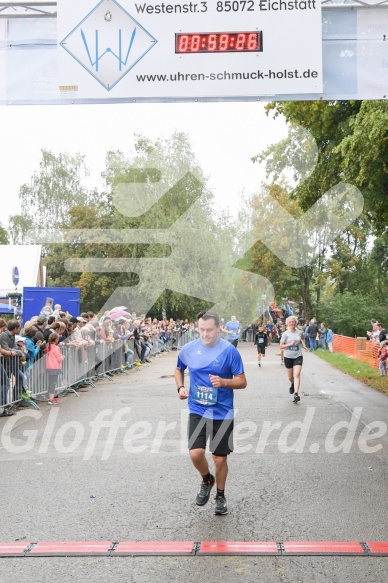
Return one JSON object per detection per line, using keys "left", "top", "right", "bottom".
{"left": 80, "top": 27, "right": 138, "bottom": 73}
{"left": 60, "top": 0, "right": 157, "bottom": 91}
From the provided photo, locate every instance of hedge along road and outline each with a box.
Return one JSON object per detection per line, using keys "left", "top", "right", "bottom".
{"left": 0, "top": 343, "right": 387, "bottom": 583}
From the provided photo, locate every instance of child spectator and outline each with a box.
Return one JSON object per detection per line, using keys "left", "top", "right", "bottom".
{"left": 45, "top": 332, "right": 64, "bottom": 405}
{"left": 24, "top": 328, "right": 44, "bottom": 368}
{"left": 40, "top": 297, "right": 54, "bottom": 318}
{"left": 378, "top": 344, "right": 388, "bottom": 377}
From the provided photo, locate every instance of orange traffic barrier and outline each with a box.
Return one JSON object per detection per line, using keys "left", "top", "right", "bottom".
{"left": 333, "top": 334, "right": 380, "bottom": 369}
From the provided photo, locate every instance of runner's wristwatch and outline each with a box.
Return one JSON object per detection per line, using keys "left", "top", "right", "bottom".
{"left": 177, "top": 385, "right": 185, "bottom": 393}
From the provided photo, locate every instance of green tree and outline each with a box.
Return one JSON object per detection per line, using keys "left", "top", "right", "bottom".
{"left": 44, "top": 132, "right": 236, "bottom": 318}
{"left": 318, "top": 291, "right": 388, "bottom": 337}
{"left": 368, "top": 237, "right": 388, "bottom": 302}
{"left": 9, "top": 149, "right": 100, "bottom": 243}
{"left": 252, "top": 100, "right": 386, "bottom": 323}
{"left": 235, "top": 181, "right": 327, "bottom": 319}
{"left": 8, "top": 214, "right": 34, "bottom": 244}
{"left": 0, "top": 222, "right": 8, "bottom": 244}
{"left": 257, "top": 100, "right": 388, "bottom": 233}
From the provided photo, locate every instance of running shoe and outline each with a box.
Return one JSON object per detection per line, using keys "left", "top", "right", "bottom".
{"left": 258, "top": 362, "right": 261, "bottom": 367}
{"left": 293, "top": 393, "right": 300, "bottom": 403}
{"left": 53, "top": 398, "right": 61, "bottom": 404}
{"left": 47, "top": 399, "right": 57, "bottom": 405}
{"left": 196, "top": 475, "right": 215, "bottom": 506}
{"left": 214, "top": 495, "right": 228, "bottom": 515}
{"left": 289, "top": 383, "right": 295, "bottom": 394}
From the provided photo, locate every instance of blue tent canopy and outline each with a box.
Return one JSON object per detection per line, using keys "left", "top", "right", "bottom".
{"left": 0, "top": 303, "right": 15, "bottom": 314}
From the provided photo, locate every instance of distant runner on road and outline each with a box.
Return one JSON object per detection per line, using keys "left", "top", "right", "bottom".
{"left": 254, "top": 324, "right": 268, "bottom": 367}
{"left": 280, "top": 315, "right": 308, "bottom": 403}
{"left": 175, "top": 310, "right": 247, "bottom": 515}
{"left": 222, "top": 315, "right": 241, "bottom": 348}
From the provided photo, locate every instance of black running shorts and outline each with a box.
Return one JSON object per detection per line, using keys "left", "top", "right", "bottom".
{"left": 257, "top": 345, "right": 266, "bottom": 355}
{"left": 284, "top": 355, "right": 303, "bottom": 369}
{"left": 188, "top": 413, "right": 234, "bottom": 456}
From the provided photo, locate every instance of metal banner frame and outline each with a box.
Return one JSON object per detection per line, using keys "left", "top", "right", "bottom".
{"left": 0, "top": 1, "right": 387, "bottom": 102}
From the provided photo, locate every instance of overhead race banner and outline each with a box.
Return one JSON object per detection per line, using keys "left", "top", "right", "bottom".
{"left": 58, "top": 0, "right": 323, "bottom": 99}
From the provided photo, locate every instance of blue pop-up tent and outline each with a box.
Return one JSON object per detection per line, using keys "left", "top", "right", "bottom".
{"left": 0, "top": 303, "right": 14, "bottom": 314}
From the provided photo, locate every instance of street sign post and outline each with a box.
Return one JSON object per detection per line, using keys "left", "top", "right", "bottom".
{"left": 11, "top": 266, "right": 19, "bottom": 288}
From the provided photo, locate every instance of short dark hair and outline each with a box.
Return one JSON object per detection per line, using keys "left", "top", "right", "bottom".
{"left": 69, "top": 317, "right": 78, "bottom": 324}
{"left": 34, "top": 331, "right": 44, "bottom": 342}
{"left": 197, "top": 310, "right": 220, "bottom": 326}
{"left": 7, "top": 319, "right": 20, "bottom": 332}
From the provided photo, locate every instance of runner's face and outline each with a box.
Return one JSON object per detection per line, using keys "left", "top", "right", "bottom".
{"left": 198, "top": 318, "right": 220, "bottom": 346}
{"left": 288, "top": 320, "right": 296, "bottom": 330}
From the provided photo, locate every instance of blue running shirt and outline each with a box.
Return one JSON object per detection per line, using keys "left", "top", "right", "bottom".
{"left": 224, "top": 320, "right": 240, "bottom": 340}
{"left": 177, "top": 338, "right": 244, "bottom": 420}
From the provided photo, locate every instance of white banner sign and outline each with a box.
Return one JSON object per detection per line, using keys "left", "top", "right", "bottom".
{"left": 58, "top": 0, "right": 323, "bottom": 99}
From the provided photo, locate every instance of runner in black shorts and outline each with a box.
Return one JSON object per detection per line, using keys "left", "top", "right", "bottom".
{"left": 188, "top": 414, "right": 234, "bottom": 456}
{"left": 175, "top": 310, "right": 247, "bottom": 515}
{"left": 253, "top": 324, "right": 268, "bottom": 367}
{"left": 280, "top": 316, "right": 308, "bottom": 403}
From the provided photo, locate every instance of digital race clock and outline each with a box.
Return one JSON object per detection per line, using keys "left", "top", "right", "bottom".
{"left": 175, "top": 31, "right": 263, "bottom": 54}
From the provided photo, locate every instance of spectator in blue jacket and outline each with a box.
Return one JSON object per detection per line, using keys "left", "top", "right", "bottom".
{"left": 24, "top": 328, "right": 44, "bottom": 369}
{"left": 326, "top": 326, "right": 333, "bottom": 352}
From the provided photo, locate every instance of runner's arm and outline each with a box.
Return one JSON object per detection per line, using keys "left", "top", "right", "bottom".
{"left": 174, "top": 367, "right": 188, "bottom": 399}
{"left": 209, "top": 373, "right": 247, "bottom": 390}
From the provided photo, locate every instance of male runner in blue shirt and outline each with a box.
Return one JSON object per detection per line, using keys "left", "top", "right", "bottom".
{"left": 175, "top": 310, "right": 247, "bottom": 515}
{"left": 222, "top": 315, "right": 241, "bottom": 348}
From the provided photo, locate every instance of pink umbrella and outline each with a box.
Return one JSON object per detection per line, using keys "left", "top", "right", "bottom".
{"left": 109, "top": 306, "right": 128, "bottom": 314}
{"left": 109, "top": 311, "right": 130, "bottom": 320}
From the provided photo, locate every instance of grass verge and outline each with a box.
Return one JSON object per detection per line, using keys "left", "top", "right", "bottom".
{"left": 314, "top": 348, "right": 388, "bottom": 396}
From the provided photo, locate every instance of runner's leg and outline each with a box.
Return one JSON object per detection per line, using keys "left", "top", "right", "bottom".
{"left": 212, "top": 454, "right": 228, "bottom": 490}
{"left": 190, "top": 448, "right": 209, "bottom": 475}
{"left": 293, "top": 364, "right": 302, "bottom": 393}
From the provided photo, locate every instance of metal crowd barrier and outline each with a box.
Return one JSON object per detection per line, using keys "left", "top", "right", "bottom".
{"left": 165, "top": 330, "right": 196, "bottom": 350}
{"left": 151, "top": 335, "right": 161, "bottom": 355}
{"left": 244, "top": 329, "right": 254, "bottom": 343}
{"left": 0, "top": 331, "right": 201, "bottom": 411}
{"left": 0, "top": 340, "right": 130, "bottom": 409}
{"left": 0, "top": 355, "right": 24, "bottom": 408}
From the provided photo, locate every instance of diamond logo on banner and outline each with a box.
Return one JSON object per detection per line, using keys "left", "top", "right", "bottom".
{"left": 60, "top": 0, "right": 157, "bottom": 91}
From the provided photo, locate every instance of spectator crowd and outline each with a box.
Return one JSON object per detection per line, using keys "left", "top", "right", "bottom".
{"left": 1, "top": 296, "right": 387, "bottom": 416}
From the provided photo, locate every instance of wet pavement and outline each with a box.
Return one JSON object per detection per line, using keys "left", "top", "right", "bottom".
{"left": 0, "top": 343, "right": 387, "bottom": 582}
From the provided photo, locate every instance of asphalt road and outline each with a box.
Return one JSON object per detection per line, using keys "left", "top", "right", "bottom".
{"left": 0, "top": 343, "right": 387, "bottom": 582}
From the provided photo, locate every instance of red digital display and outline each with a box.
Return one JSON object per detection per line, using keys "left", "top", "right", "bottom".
{"left": 175, "top": 31, "right": 262, "bottom": 54}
